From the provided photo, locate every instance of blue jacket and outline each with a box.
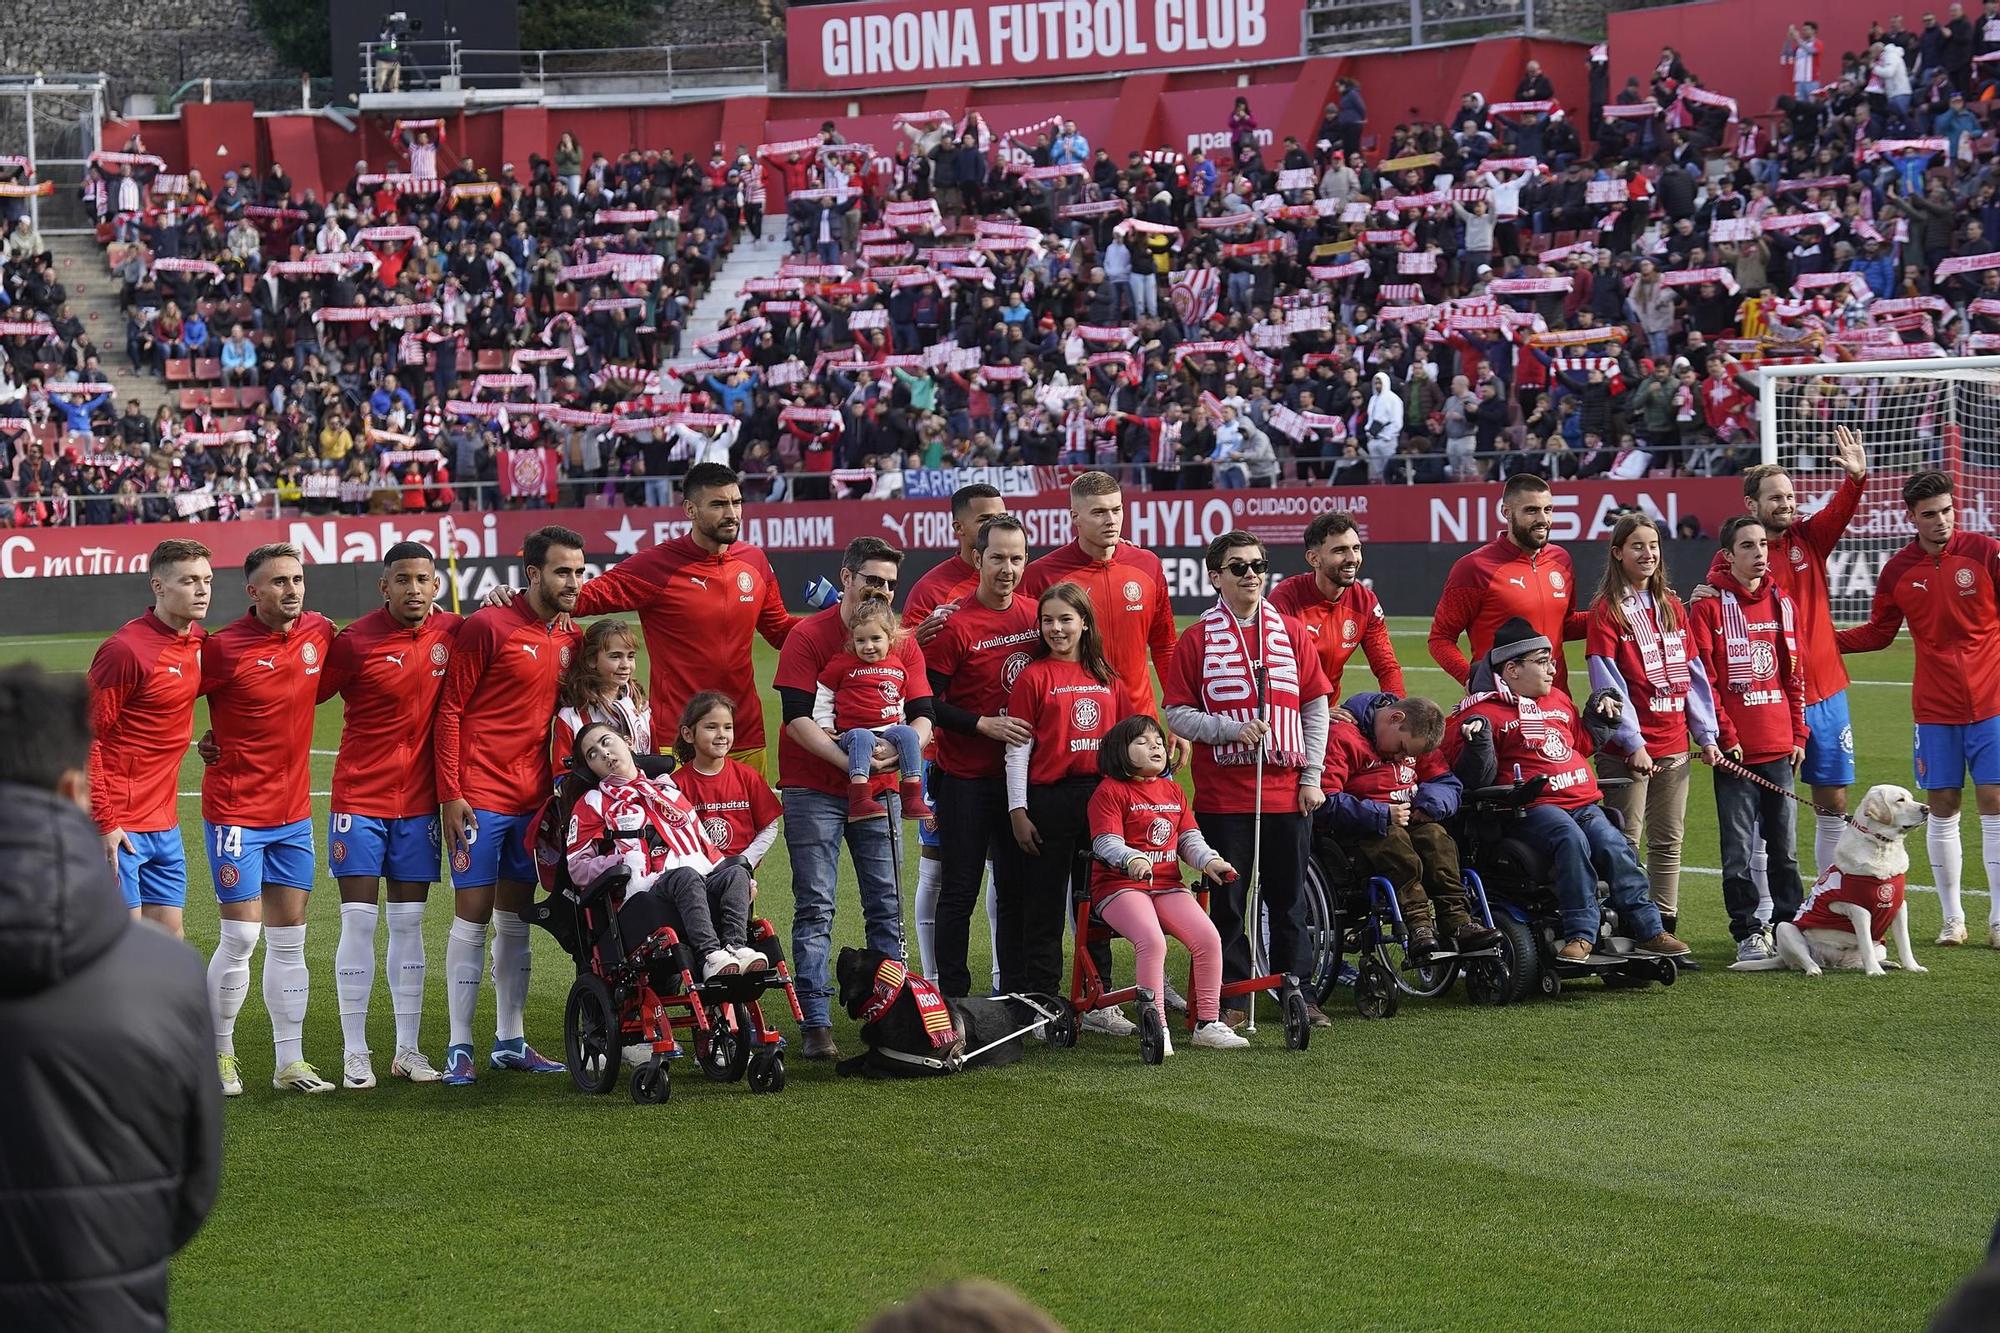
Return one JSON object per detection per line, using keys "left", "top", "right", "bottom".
{"left": 1315, "top": 691, "right": 1463, "bottom": 837}
{"left": 1848, "top": 252, "right": 1896, "bottom": 298}
{"left": 54, "top": 392, "right": 109, "bottom": 435}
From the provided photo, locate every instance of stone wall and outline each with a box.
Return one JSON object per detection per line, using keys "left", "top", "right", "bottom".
{"left": 1, "top": 0, "right": 289, "bottom": 111}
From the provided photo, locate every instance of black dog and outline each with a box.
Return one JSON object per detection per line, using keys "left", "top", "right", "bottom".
{"left": 834, "top": 947, "right": 1042, "bottom": 1079}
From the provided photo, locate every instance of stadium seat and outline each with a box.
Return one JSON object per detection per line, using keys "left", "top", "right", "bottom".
{"left": 193, "top": 357, "right": 223, "bottom": 383}
{"left": 209, "top": 387, "right": 240, "bottom": 411}
{"left": 178, "top": 389, "right": 209, "bottom": 411}
{"left": 455, "top": 348, "right": 474, "bottom": 373}
{"left": 475, "top": 348, "right": 507, "bottom": 372}
{"left": 238, "top": 386, "right": 269, "bottom": 409}
{"left": 164, "top": 357, "right": 194, "bottom": 385}
{"left": 554, "top": 291, "right": 580, "bottom": 313}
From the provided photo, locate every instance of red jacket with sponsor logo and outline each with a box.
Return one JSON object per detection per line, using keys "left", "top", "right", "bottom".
{"left": 1270, "top": 573, "right": 1405, "bottom": 702}
{"left": 1021, "top": 540, "right": 1179, "bottom": 720}
{"left": 87, "top": 611, "right": 205, "bottom": 835}
{"left": 318, "top": 607, "right": 464, "bottom": 819}
{"left": 199, "top": 611, "right": 337, "bottom": 827}
{"left": 1836, "top": 532, "right": 2000, "bottom": 726}
{"left": 432, "top": 601, "right": 581, "bottom": 815}
{"left": 1429, "top": 535, "right": 1589, "bottom": 693}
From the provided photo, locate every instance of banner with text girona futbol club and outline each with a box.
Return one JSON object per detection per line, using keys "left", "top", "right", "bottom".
{"left": 786, "top": 0, "right": 1306, "bottom": 92}
{"left": 0, "top": 480, "right": 1760, "bottom": 580}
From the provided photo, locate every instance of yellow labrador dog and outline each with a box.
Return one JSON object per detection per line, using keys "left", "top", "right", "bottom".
{"left": 1773, "top": 785, "right": 1931, "bottom": 977}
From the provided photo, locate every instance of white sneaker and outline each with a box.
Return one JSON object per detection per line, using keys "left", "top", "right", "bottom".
{"left": 1990, "top": 923, "right": 2000, "bottom": 951}
{"left": 342, "top": 1050, "right": 376, "bottom": 1090}
{"left": 1163, "top": 982, "right": 1189, "bottom": 1015}
{"left": 703, "top": 949, "right": 742, "bottom": 981}
{"left": 734, "top": 944, "right": 770, "bottom": 972}
{"left": 1160, "top": 1023, "right": 1175, "bottom": 1058}
{"left": 216, "top": 1052, "right": 243, "bottom": 1098}
{"left": 1937, "top": 918, "right": 1969, "bottom": 946}
{"left": 1190, "top": 1020, "right": 1250, "bottom": 1050}
{"left": 273, "top": 1060, "right": 337, "bottom": 1094}
{"left": 390, "top": 1048, "right": 440, "bottom": 1083}
{"left": 622, "top": 1043, "right": 652, "bottom": 1067}
{"left": 1081, "top": 1007, "right": 1138, "bottom": 1037}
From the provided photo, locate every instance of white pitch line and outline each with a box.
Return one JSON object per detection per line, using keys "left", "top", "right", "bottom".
{"left": 180, "top": 790, "right": 332, "bottom": 798}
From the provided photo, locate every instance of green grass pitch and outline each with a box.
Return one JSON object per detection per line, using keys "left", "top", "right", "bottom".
{"left": 6, "top": 615, "right": 1994, "bottom": 1331}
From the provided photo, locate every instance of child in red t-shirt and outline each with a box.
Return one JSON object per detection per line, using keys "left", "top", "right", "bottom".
{"left": 670, "top": 691, "right": 784, "bottom": 871}
{"left": 1085, "top": 716, "right": 1246, "bottom": 1053}
{"left": 812, "top": 601, "right": 932, "bottom": 820}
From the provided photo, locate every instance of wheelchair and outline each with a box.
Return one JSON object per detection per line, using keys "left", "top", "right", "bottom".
{"left": 526, "top": 755, "right": 805, "bottom": 1103}
{"left": 1449, "top": 777, "right": 1679, "bottom": 1001}
{"left": 1058, "top": 879, "right": 1316, "bottom": 1064}
{"left": 1301, "top": 827, "right": 1511, "bottom": 1017}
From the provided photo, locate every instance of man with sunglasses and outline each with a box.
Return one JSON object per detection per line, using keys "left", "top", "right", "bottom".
{"left": 774, "top": 537, "right": 936, "bottom": 1062}
{"left": 1165, "top": 531, "right": 1336, "bottom": 1029}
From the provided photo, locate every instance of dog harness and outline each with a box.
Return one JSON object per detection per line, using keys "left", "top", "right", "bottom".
{"left": 857, "top": 958, "right": 959, "bottom": 1050}
{"left": 1794, "top": 867, "right": 1906, "bottom": 941}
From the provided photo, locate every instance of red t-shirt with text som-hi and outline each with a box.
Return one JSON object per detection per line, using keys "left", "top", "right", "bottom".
{"left": 1086, "top": 774, "right": 1202, "bottom": 903}
{"left": 776, "top": 606, "right": 933, "bottom": 799}
{"left": 672, "top": 757, "right": 783, "bottom": 857}
{"left": 922, "top": 596, "right": 1042, "bottom": 780}
{"left": 1008, "top": 657, "right": 1130, "bottom": 787}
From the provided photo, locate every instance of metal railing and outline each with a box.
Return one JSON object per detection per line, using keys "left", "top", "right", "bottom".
{"left": 1303, "top": 0, "right": 1541, "bottom": 54}
{"left": 359, "top": 39, "right": 773, "bottom": 99}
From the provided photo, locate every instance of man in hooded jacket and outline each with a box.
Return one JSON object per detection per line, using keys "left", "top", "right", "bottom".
{"left": 0, "top": 664, "right": 220, "bottom": 1330}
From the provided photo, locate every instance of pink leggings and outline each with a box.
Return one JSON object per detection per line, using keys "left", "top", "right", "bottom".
{"left": 1098, "top": 889, "right": 1223, "bottom": 1023}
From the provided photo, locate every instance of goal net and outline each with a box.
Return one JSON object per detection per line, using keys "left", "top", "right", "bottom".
{"left": 1757, "top": 357, "right": 2000, "bottom": 625}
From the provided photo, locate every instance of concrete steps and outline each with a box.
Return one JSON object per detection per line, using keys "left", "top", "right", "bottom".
{"left": 46, "top": 232, "right": 175, "bottom": 415}
{"left": 682, "top": 229, "right": 790, "bottom": 342}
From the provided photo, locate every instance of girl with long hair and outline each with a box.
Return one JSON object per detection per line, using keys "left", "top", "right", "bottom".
{"left": 1004, "top": 583, "right": 1131, "bottom": 1003}
{"left": 670, "top": 692, "right": 783, "bottom": 870}
{"left": 1585, "top": 512, "right": 1721, "bottom": 934}
{"left": 552, "top": 619, "right": 652, "bottom": 771}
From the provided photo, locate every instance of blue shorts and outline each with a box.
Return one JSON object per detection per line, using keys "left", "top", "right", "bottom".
{"left": 204, "top": 817, "right": 316, "bottom": 904}
{"left": 329, "top": 812, "right": 442, "bottom": 885}
{"left": 1801, "top": 692, "right": 1856, "bottom": 788}
{"left": 1913, "top": 717, "right": 2000, "bottom": 790}
{"left": 916, "top": 759, "right": 941, "bottom": 849}
{"left": 117, "top": 828, "right": 188, "bottom": 910}
{"left": 448, "top": 807, "right": 538, "bottom": 891}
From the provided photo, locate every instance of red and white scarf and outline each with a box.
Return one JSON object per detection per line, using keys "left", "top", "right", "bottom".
{"left": 1622, "top": 593, "right": 1691, "bottom": 696}
{"left": 1719, "top": 586, "right": 1797, "bottom": 692}
{"left": 1495, "top": 679, "right": 1549, "bottom": 746}
{"left": 1196, "top": 601, "right": 1305, "bottom": 768}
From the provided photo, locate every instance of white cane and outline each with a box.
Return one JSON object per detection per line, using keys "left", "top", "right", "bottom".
{"left": 1243, "top": 656, "right": 1269, "bottom": 1036}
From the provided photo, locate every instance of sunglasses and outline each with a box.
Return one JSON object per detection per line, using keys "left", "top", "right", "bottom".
{"left": 1219, "top": 559, "right": 1269, "bottom": 577}
{"left": 858, "top": 573, "right": 898, "bottom": 592}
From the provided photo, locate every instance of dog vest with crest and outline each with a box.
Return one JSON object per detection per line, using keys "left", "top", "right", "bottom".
{"left": 1794, "top": 867, "right": 1905, "bottom": 941}
{"left": 858, "top": 958, "right": 959, "bottom": 1049}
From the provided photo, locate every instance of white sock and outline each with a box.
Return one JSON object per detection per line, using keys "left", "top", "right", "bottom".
{"left": 1983, "top": 815, "right": 2000, "bottom": 927}
{"left": 985, "top": 859, "right": 1001, "bottom": 992}
{"left": 914, "top": 857, "right": 942, "bottom": 981}
{"left": 1929, "top": 812, "right": 1966, "bottom": 923}
{"left": 1814, "top": 813, "right": 1845, "bottom": 878}
{"left": 206, "top": 919, "right": 261, "bottom": 1057}
{"left": 1751, "top": 845, "right": 1771, "bottom": 923}
{"left": 385, "top": 901, "right": 428, "bottom": 1051}
{"left": 446, "top": 917, "right": 488, "bottom": 1049}
{"left": 335, "top": 903, "right": 378, "bottom": 1056}
{"left": 263, "top": 924, "right": 310, "bottom": 1070}
{"left": 490, "top": 910, "right": 531, "bottom": 1044}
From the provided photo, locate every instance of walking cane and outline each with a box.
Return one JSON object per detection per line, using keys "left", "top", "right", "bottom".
{"left": 1243, "top": 649, "right": 1269, "bottom": 1035}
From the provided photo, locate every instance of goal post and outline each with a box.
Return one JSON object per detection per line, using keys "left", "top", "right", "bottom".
{"left": 1754, "top": 355, "right": 2000, "bottom": 624}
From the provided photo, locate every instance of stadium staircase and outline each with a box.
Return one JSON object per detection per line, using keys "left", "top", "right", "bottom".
{"left": 679, "top": 226, "right": 790, "bottom": 350}
{"left": 47, "top": 232, "right": 174, "bottom": 417}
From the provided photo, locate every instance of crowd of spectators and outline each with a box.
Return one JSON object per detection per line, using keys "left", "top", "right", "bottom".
{"left": 6, "top": 13, "right": 2000, "bottom": 526}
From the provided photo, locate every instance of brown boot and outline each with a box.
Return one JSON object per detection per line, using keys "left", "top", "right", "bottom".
{"left": 1635, "top": 930, "right": 1691, "bottom": 957}
{"left": 1301, "top": 1000, "right": 1335, "bottom": 1029}
{"left": 1556, "top": 937, "right": 1595, "bottom": 963}
{"left": 800, "top": 1027, "right": 839, "bottom": 1060}
{"left": 1221, "top": 1007, "right": 1248, "bottom": 1029}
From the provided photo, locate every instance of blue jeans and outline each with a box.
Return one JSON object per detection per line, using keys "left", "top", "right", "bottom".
{"left": 1515, "top": 802, "right": 1664, "bottom": 943}
{"left": 841, "top": 723, "right": 921, "bottom": 780}
{"left": 782, "top": 786, "right": 904, "bottom": 1028}
{"left": 643, "top": 477, "right": 672, "bottom": 507}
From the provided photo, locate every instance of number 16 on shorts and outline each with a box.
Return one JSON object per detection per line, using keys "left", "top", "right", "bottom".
{"left": 204, "top": 817, "right": 317, "bottom": 903}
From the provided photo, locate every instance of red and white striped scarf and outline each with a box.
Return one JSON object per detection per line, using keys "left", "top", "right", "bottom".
{"left": 1492, "top": 679, "right": 1548, "bottom": 745}
{"left": 1719, "top": 587, "right": 1797, "bottom": 692}
{"left": 1622, "top": 593, "right": 1691, "bottom": 696}
{"left": 1196, "top": 601, "right": 1305, "bottom": 768}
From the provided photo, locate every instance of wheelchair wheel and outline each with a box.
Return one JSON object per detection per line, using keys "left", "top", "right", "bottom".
{"left": 1300, "top": 859, "right": 1346, "bottom": 1008}
{"left": 1490, "top": 912, "right": 1541, "bottom": 1005}
{"left": 1373, "top": 934, "right": 1457, "bottom": 1000}
{"left": 1137, "top": 1002, "right": 1166, "bottom": 1066}
{"left": 564, "top": 975, "right": 619, "bottom": 1096}
{"left": 630, "top": 1060, "right": 671, "bottom": 1104}
{"left": 748, "top": 1051, "right": 786, "bottom": 1094}
{"left": 1462, "top": 955, "right": 1511, "bottom": 1006}
{"left": 1354, "top": 958, "right": 1400, "bottom": 1019}
{"left": 1045, "top": 1001, "right": 1079, "bottom": 1049}
{"left": 1281, "top": 989, "right": 1312, "bottom": 1051}
{"left": 699, "top": 1003, "right": 755, "bottom": 1084}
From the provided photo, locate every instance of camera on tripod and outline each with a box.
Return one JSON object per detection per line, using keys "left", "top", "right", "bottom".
{"left": 382, "top": 10, "right": 425, "bottom": 39}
